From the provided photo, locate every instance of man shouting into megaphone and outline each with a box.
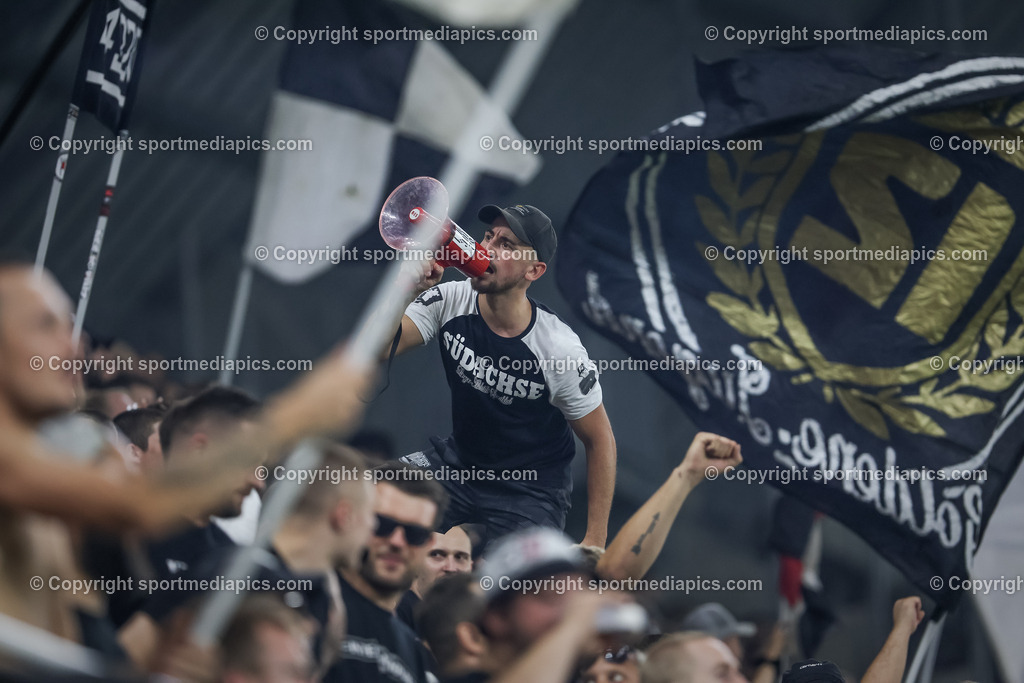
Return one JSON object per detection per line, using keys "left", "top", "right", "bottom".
{"left": 391, "top": 202, "right": 616, "bottom": 552}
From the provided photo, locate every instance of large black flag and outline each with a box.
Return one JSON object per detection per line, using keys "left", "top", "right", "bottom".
{"left": 557, "top": 46, "right": 1024, "bottom": 609}
{"left": 71, "top": 0, "right": 152, "bottom": 131}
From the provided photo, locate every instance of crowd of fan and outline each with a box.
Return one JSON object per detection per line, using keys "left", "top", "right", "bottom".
{"left": 0, "top": 259, "right": 931, "bottom": 682}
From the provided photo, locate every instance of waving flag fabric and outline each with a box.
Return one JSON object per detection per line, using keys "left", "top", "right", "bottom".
{"left": 557, "top": 46, "right": 1024, "bottom": 609}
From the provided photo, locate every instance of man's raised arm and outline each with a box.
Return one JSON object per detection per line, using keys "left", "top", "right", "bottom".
{"left": 597, "top": 432, "right": 741, "bottom": 579}
{"left": 0, "top": 350, "right": 370, "bottom": 535}
{"left": 862, "top": 597, "right": 925, "bottom": 683}
{"left": 391, "top": 262, "right": 445, "bottom": 357}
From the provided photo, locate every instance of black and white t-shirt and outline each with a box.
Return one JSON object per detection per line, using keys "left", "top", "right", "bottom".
{"left": 405, "top": 279, "right": 602, "bottom": 488}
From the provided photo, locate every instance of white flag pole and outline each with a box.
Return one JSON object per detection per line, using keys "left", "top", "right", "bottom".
{"left": 440, "top": 0, "right": 578, "bottom": 215}
{"left": 0, "top": 612, "right": 109, "bottom": 679}
{"left": 71, "top": 128, "right": 129, "bottom": 349}
{"left": 35, "top": 104, "right": 79, "bottom": 275}
{"left": 219, "top": 264, "right": 253, "bottom": 385}
{"left": 904, "top": 614, "right": 946, "bottom": 683}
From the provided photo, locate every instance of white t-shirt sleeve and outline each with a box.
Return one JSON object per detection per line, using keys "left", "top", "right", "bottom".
{"left": 403, "top": 280, "right": 461, "bottom": 345}
{"left": 545, "top": 339, "right": 603, "bottom": 421}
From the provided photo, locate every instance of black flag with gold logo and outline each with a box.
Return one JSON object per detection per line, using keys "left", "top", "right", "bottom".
{"left": 558, "top": 47, "right": 1024, "bottom": 609}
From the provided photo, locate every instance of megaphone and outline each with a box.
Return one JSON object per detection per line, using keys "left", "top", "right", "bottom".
{"left": 379, "top": 177, "right": 491, "bottom": 278}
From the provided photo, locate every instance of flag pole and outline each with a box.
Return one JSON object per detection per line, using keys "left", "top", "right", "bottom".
{"left": 35, "top": 104, "right": 80, "bottom": 275}
{"left": 904, "top": 613, "right": 945, "bottom": 683}
{"left": 439, "top": 0, "right": 578, "bottom": 216}
{"left": 71, "top": 128, "right": 129, "bottom": 348}
{"left": 0, "top": 612, "right": 113, "bottom": 680}
{"left": 219, "top": 263, "right": 253, "bottom": 385}
{"left": 919, "top": 619, "right": 942, "bottom": 683}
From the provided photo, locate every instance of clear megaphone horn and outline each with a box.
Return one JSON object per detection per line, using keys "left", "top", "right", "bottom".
{"left": 378, "top": 177, "right": 491, "bottom": 278}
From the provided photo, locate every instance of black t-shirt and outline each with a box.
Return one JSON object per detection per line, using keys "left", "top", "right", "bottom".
{"left": 141, "top": 545, "right": 332, "bottom": 632}
{"left": 139, "top": 544, "right": 339, "bottom": 672}
{"left": 80, "top": 532, "right": 147, "bottom": 628}
{"left": 145, "top": 521, "right": 234, "bottom": 580}
{"left": 405, "top": 280, "right": 602, "bottom": 490}
{"left": 324, "top": 574, "right": 434, "bottom": 683}
{"left": 76, "top": 610, "right": 127, "bottom": 663}
{"left": 78, "top": 521, "right": 233, "bottom": 628}
{"left": 395, "top": 590, "right": 420, "bottom": 634}
{"left": 441, "top": 673, "right": 489, "bottom": 683}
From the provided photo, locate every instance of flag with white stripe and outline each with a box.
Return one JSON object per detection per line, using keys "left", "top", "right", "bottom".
{"left": 72, "top": 0, "right": 152, "bottom": 132}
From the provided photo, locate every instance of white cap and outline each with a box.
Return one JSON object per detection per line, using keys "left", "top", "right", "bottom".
{"left": 478, "top": 527, "right": 586, "bottom": 604}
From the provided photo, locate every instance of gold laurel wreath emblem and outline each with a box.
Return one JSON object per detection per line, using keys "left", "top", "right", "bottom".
{"left": 696, "top": 101, "right": 1024, "bottom": 440}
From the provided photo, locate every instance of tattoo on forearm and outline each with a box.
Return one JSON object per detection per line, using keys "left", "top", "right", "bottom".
{"left": 631, "top": 512, "right": 660, "bottom": 555}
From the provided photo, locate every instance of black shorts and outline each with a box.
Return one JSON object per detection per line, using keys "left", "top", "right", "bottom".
{"left": 400, "top": 436, "right": 571, "bottom": 552}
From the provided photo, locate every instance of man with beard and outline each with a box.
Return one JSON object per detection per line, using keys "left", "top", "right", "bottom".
{"left": 393, "top": 205, "right": 616, "bottom": 550}
{"left": 326, "top": 461, "right": 448, "bottom": 683}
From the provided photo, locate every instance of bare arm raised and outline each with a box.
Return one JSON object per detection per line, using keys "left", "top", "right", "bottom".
{"left": 597, "top": 432, "right": 742, "bottom": 580}
{"left": 0, "top": 350, "right": 370, "bottom": 535}
{"left": 394, "top": 262, "right": 445, "bottom": 356}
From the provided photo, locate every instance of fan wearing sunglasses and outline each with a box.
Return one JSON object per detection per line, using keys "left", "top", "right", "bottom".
{"left": 325, "top": 460, "right": 449, "bottom": 683}
{"left": 576, "top": 645, "right": 642, "bottom": 683}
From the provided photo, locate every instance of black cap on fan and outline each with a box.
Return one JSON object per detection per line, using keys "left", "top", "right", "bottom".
{"left": 478, "top": 204, "right": 557, "bottom": 263}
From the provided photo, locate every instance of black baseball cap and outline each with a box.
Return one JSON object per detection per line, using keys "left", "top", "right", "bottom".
{"left": 781, "top": 659, "right": 845, "bottom": 683}
{"left": 478, "top": 204, "right": 557, "bottom": 263}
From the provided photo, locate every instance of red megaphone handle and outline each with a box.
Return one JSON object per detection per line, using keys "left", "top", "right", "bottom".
{"left": 409, "top": 208, "right": 490, "bottom": 278}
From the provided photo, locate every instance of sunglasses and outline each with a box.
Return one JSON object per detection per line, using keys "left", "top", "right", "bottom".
{"left": 578, "top": 645, "right": 636, "bottom": 674}
{"left": 374, "top": 514, "right": 433, "bottom": 546}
